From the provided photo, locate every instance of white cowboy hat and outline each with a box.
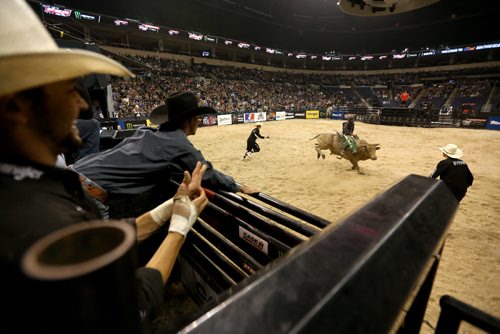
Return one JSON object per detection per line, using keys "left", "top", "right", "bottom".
{"left": 255, "top": 122, "right": 263, "bottom": 127}
{"left": 0, "top": 0, "right": 133, "bottom": 97}
{"left": 439, "top": 144, "right": 463, "bottom": 159}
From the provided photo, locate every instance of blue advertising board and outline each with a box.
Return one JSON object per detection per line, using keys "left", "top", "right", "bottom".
{"left": 486, "top": 116, "right": 500, "bottom": 130}
{"left": 331, "top": 111, "right": 345, "bottom": 120}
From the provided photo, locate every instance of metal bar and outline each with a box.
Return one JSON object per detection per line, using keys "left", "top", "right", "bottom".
{"left": 195, "top": 219, "right": 263, "bottom": 276}
{"left": 189, "top": 227, "right": 249, "bottom": 282}
{"left": 181, "top": 241, "right": 235, "bottom": 293}
{"left": 248, "top": 191, "right": 331, "bottom": 228}
{"left": 397, "top": 246, "right": 444, "bottom": 334}
{"left": 205, "top": 189, "right": 307, "bottom": 247}
{"left": 435, "top": 295, "right": 500, "bottom": 334}
{"left": 200, "top": 205, "right": 273, "bottom": 266}
{"left": 217, "top": 190, "right": 320, "bottom": 237}
{"left": 201, "top": 203, "right": 291, "bottom": 260}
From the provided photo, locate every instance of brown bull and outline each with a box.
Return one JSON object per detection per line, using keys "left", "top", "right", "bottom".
{"left": 310, "top": 133, "right": 380, "bottom": 174}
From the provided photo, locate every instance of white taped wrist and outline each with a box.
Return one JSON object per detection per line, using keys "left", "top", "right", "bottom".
{"left": 150, "top": 198, "right": 174, "bottom": 225}
{"left": 168, "top": 201, "right": 198, "bottom": 237}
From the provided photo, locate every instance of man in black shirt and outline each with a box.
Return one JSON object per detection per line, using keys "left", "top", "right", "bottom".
{"left": 430, "top": 143, "right": 474, "bottom": 202}
{"left": 0, "top": 1, "right": 208, "bottom": 331}
{"left": 243, "top": 122, "right": 269, "bottom": 160}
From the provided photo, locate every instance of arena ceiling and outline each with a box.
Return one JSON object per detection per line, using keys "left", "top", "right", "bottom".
{"left": 46, "top": 0, "right": 497, "bottom": 54}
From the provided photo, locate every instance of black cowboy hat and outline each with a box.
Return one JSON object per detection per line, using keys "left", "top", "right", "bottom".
{"left": 149, "top": 91, "right": 217, "bottom": 125}
{"left": 75, "top": 77, "right": 93, "bottom": 120}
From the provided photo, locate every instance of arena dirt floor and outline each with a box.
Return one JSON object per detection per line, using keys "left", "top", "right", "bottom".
{"left": 162, "top": 118, "right": 499, "bottom": 333}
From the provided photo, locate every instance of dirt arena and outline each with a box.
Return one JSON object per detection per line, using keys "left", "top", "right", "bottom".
{"left": 188, "top": 118, "right": 499, "bottom": 333}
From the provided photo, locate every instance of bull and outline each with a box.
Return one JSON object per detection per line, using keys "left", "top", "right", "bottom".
{"left": 310, "top": 133, "right": 380, "bottom": 174}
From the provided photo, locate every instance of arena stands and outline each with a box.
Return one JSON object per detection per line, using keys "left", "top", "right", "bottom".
{"left": 18, "top": 1, "right": 500, "bottom": 332}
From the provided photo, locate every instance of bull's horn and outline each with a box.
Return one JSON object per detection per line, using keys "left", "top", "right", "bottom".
{"left": 373, "top": 143, "right": 380, "bottom": 146}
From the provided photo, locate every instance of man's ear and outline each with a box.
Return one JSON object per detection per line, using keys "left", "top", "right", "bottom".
{"left": 0, "top": 94, "right": 30, "bottom": 125}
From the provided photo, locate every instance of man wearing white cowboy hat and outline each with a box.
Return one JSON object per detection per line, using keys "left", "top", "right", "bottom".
{"left": 430, "top": 143, "right": 474, "bottom": 202}
{"left": 243, "top": 121, "right": 270, "bottom": 160}
{"left": 0, "top": 0, "right": 209, "bottom": 331}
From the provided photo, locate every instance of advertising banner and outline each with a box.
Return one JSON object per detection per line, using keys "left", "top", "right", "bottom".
{"left": 285, "top": 112, "right": 295, "bottom": 119}
{"left": 294, "top": 111, "right": 306, "bottom": 119}
{"left": 116, "top": 120, "right": 125, "bottom": 130}
{"left": 275, "top": 111, "right": 286, "bottom": 121}
{"left": 244, "top": 112, "right": 266, "bottom": 123}
{"left": 200, "top": 114, "right": 217, "bottom": 127}
{"left": 331, "top": 111, "right": 346, "bottom": 120}
{"left": 217, "top": 114, "right": 232, "bottom": 126}
{"left": 231, "top": 113, "right": 244, "bottom": 125}
{"left": 306, "top": 110, "right": 320, "bottom": 119}
{"left": 486, "top": 116, "right": 500, "bottom": 130}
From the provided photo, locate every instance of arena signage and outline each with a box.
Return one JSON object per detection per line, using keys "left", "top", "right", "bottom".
{"left": 285, "top": 112, "right": 295, "bottom": 119}
{"left": 486, "top": 117, "right": 500, "bottom": 130}
{"left": 306, "top": 110, "right": 320, "bottom": 119}
{"left": 243, "top": 112, "right": 266, "bottom": 123}
{"left": 43, "top": 5, "right": 72, "bottom": 17}
{"left": 275, "top": 111, "right": 286, "bottom": 121}
{"left": 201, "top": 115, "right": 217, "bottom": 127}
{"left": 233, "top": 113, "right": 244, "bottom": 124}
{"left": 138, "top": 24, "right": 159, "bottom": 32}
{"left": 217, "top": 114, "right": 232, "bottom": 126}
{"left": 114, "top": 19, "right": 128, "bottom": 26}
{"left": 74, "top": 11, "right": 98, "bottom": 21}
{"left": 331, "top": 112, "right": 345, "bottom": 120}
{"left": 238, "top": 226, "right": 268, "bottom": 255}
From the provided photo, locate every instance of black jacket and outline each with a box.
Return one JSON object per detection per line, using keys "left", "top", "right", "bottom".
{"left": 430, "top": 157, "right": 474, "bottom": 201}
{"left": 0, "top": 159, "right": 164, "bottom": 331}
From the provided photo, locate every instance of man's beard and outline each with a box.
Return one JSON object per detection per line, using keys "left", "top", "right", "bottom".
{"left": 59, "top": 124, "right": 83, "bottom": 153}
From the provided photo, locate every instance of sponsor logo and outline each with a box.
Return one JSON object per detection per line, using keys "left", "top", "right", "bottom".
{"left": 188, "top": 32, "right": 203, "bottom": 41}
{"left": 452, "top": 160, "right": 467, "bottom": 166}
{"left": 217, "top": 114, "right": 232, "bottom": 126}
{"left": 138, "top": 24, "right": 160, "bottom": 32}
{"left": 114, "top": 19, "right": 128, "bottom": 26}
{"left": 275, "top": 111, "right": 286, "bottom": 121}
{"left": 0, "top": 163, "right": 44, "bottom": 181}
{"left": 239, "top": 226, "right": 268, "bottom": 255}
{"left": 43, "top": 5, "right": 72, "bottom": 17}
{"left": 306, "top": 110, "right": 320, "bottom": 119}
{"left": 74, "top": 11, "right": 96, "bottom": 20}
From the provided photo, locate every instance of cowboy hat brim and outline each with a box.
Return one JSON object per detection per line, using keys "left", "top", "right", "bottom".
{"left": 149, "top": 104, "right": 216, "bottom": 125}
{"left": 0, "top": 49, "right": 133, "bottom": 97}
{"left": 439, "top": 147, "right": 463, "bottom": 159}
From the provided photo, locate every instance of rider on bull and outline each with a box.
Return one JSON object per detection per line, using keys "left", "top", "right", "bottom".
{"left": 340, "top": 114, "right": 357, "bottom": 157}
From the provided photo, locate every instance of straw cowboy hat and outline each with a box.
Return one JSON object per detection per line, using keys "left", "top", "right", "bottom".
{"left": 255, "top": 122, "right": 262, "bottom": 127}
{"left": 149, "top": 91, "right": 217, "bottom": 125}
{"left": 0, "top": 0, "right": 133, "bottom": 97}
{"left": 439, "top": 144, "right": 463, "bottom": 159}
